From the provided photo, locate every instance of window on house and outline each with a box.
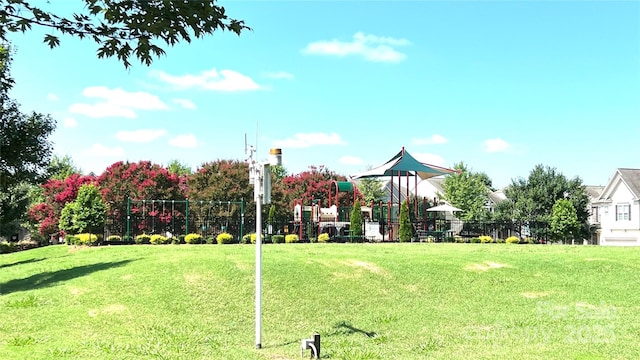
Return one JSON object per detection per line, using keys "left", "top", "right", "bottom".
{"left": 616, "top": 204, "right": 630, "bottom": 221}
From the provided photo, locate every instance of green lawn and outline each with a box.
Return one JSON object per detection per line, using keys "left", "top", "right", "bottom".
{"left": 1, "top": 243, "right": 638, "bottom": 359}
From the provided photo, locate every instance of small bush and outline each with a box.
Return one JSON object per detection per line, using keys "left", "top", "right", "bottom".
{"left": 506, "top": 236, "right": 520, "bottom": 244}
{"left": 135, "top": 234, "right": 151, "bottom": 244}
{"left": 242, "top": 233, "right": 265, "bottom": 244}
{"left": 272, "top": 235, "right": 285, "bottom": 244}
{"left": 0, "top": 241, "right": 17, "bottom": 254}
{"left": 479, "top": 235, "right": 493, "bottom": 243}
{"left": 525, "top": 237, "right": 535, "bottom": 244}
{"left": 205, "top": 236, "right": 215, "bottom": 244}
{"left": 106, "top": 235, "right": 122, "bottom": 242}
{"left": 285, "top": 234, "right": 299, "bottom": 243}
{"left": 455, "top": 236, "right": 465, "bottom": 243}
{"left": 65, "top": 235, "right": 78, "bottom": 245}
{"left": 17, "top": 239, "right": 39, "bottom": 251}
{"left": 178, "top": 235, "right": 186, "bottom": 243}
{"left": 495, "top": 238, "right": 506, "bottom": 244}
{"left": 185, "top": 233, "right": 202, "bottom": 244}
{"left": 149, "top": 234, "right": 169, "bottom": 245}
{"left": 216, "top": 232, "right": 234, "bottom": 244}
{"left": 470, "top": 237, "right": 481, "bottom": 244}
{"left": 444, "top": 236, "right": 455, "bottom": 243}
{"left": 122, "top": 235, "right": 133, "bottom": 244}
{"left": 70, "top": 233, "right": 99, "bottom": 246}
{"left": 318, "top": 233, "right": 330, "bottom": 243}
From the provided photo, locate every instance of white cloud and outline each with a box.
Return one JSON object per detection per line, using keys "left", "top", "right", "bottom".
{"left": 87, "top": 144, "right": 125, "bottom": 157}
{"left": 272, "top": 132, "right": 346, "bottom": 149}
{"left": 150, "top": 68, "right": 262, "bottom": 92}
{"left": 169, "top": 134, "right": 199, "bottom": 148}
{"left": 69, "top": 86, "right": 169, "bottom": 118}
{"left": 47, "top": 93, "right": 58, "bottom": 101}
{"left": 116, "top": 129, "right": 167, "bottom": 143}
{"left": 63, "top": 117, "right": 78, "bottom": 128}
{"left": 413, "top": 134, "right": 448, "bottom": 145}
{"left": 172, "top": 98, "right": 196, "bottom": 110}
{"left": 339, "top": 156, "right": 363, "bottom": 165}
{"left": 412, "top": 152, "right": 446, "bottom": 167}
{"left": 302, "top": 32, "right": 410, "bottom": 63}
{"left": 263, "top": 71, "right": 294, "bottom": 80}
{"left": 484, "top": 138, "right": 511, "bottom": 153}
{"left": 69, "top": 102, "right": 137, "bottom": 118}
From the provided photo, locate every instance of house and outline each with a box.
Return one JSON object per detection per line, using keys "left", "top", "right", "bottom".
{"left": 593, "top": 168, "right": 640, "bottom": 246}
{"left": 486, "top": 188, "right": 507, "bottom": 213}
{"left": 585, "top": 185, "right": 604, "bottom": 244}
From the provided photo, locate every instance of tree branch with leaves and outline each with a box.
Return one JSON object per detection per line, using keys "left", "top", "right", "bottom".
{"left": 0, "top": 0, "right": 250, "bottom": 67}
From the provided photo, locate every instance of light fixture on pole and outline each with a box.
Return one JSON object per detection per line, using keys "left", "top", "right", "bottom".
{"left": 247, "top": 142, "right": 282, "bottom": 349}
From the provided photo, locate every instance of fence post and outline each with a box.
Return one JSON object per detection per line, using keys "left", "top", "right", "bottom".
{"left": 185, "top": 199, "right": 189, "bottom": 236}
{"left": 240, "top": 198, "right": 244, "bottom": 242}
{"left": 126, "top": 196, "right": 131, "bottom": 244}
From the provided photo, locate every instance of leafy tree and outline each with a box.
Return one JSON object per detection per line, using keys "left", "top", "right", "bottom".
{"left": 1, "top": 45, "right": 55, "bottom": 237}
{"left": 497, "top": 164, "right": 589, "bottom": 240}
{"left": 65, "top": 184, "right": 106, "bottom": 234}
{"left": 398, "top": 199, "right": 413, "bottom": 242}
{"left": 0, "top": 0, "right": 250, "bottom": 68}
{"left": 350, "top": 200, "right": 363, "bottom": 241}
{"left": 167, "top": 159, "right": 192, "bottom": 176}
{"left": 442, "top": 162, "right": 491, "bottom": 221}
{"left": 187, "top": 160, "right": 252, "bottom": 235}
{"left": 270, "top": 165, "right": 288, "bottom": 182}
{"left": 27, "top": 202, "right": 57, "bottom": 238}
{"left": 0, "top": 49, "right": 56, "bottom": 191}
{"left": 98, "top": 161, "right": 184, "bottom": 235}
{"left": 27, "top": 173, "right": 96, "bottom": 237}
{"left": 357, "top": 177, "right": 386, "bottom": 205}
{"left": 550, "top": 199, "right": 580, "bottom": 244}
{"left": 58, "top": 202, "right": 77, "bottom": 235}
{"left": 49, "top": 155, "right": 82, "bottom": 180}
{"left": 477, "top": 172, "right": 495, "bottom": 192}
{"left": 280, "top": 165, "right": 350, "bottom": 208}
{"left": 0, "top": 182, "right": 30, "bottom": 237}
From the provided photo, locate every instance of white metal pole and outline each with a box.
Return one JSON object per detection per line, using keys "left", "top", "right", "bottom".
{"left": 255, "top": 166, "right": 263, "bottom": 349}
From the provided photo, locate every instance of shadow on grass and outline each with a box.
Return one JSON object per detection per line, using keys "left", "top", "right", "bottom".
{"left": 329, "top": 321, "right": 377, "bottom": 338}
{"left": 0, "top": 258, "right": 46, "bottom": 269}
{"left": 0, "top": 259, "right": 135, "bottom": 295}
{"left": 267, "top": 320, "right": 378, "bottom": 351}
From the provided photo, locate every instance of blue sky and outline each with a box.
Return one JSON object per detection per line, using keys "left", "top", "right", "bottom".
{"left": 7, "top": 0, "right": 640, "bottom": 189}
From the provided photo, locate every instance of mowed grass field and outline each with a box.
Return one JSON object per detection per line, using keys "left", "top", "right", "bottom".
{"left": 0, "top": 243, "right": 638, "bottom": 360}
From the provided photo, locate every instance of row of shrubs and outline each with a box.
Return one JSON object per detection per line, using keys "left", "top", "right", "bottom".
{"left": 0, "top": 239, "right": 40, "bottom": 254}
{"left": 97, "top": 233, "right": 302, "bottom": 245}
{"left": 449, "top": 235, "right": 535, "bottom": 244}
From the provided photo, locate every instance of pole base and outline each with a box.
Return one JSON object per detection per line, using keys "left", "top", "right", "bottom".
{"left": 255, "top": 343, "right": 262, "bottom": 349}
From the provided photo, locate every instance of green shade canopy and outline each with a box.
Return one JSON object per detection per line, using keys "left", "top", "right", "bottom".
{"left": 351, "top": 147, "right": 458, "bottom": 180}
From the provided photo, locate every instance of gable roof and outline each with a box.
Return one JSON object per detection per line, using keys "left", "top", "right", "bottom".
{"left": 487, "top": 189, "right": 507, "bottom": 205}
{"left": 618, "top": 169, "right": 640, "bottom": 199}
{"left": 584, "top": 185, "right": 604, "bottom": 200}
{"left": 598, "top": 168, "right": 640, "bottom": 201}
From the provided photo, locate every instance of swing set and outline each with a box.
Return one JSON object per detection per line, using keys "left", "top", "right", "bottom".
{"left": 124, "top": 198, "right": 245, "bottom": 242}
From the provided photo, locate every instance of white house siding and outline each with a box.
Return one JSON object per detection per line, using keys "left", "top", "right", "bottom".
{"left": 598, "top": 177, "right": 640, "bottom": 246}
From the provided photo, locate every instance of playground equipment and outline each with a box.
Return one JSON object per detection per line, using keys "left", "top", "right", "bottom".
{"left": 104, "top": 198, "right": 245, "bottom": 242}
{"left": 292, "top": 180, "right": 383, "bottom": 242}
